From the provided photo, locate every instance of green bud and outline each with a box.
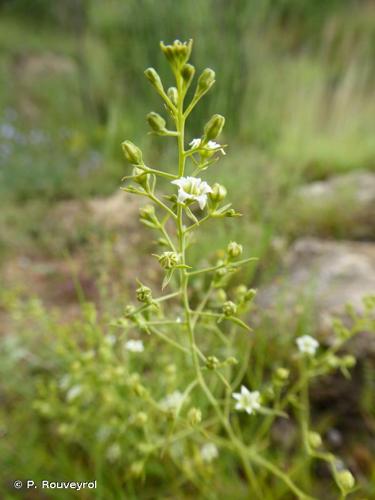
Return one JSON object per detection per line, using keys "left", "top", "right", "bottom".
{"left": 225, "top": 356, "right": 239, "bottom": 366}
{"left": 165, "top": 364, "right": 176, "bottom": 376}
{"left": 227, "top": 241, "right": 243, "bottom": 259}
{"left": 206, "top": 356, "right": 220, "bottom": 370}
{"left": 144, "top": 67, "right": 164, "bottom": 94}
{"left": 136, "top": 283, "right": 152, "bottom": 304}
{"left": 160, "top": 39, "right": 193, "bottom": 69}
{"left": 129, "top": 461, "right": 144, "bottom": 478}
{"left": 275, "top": 367, "right": 290, "bottom": 382}
{"left": 337, "top": 470, "right": 355, "bottom": 491}
{"left": 222, "top": 301, "right": 237, "bottom": 317}
{"left": 341, "top": 355, "right": 356, "bottom": 368}
{"left": 139, "top": 204, "right": 155, "bottom": 221}
{"left": 187, "top": 407, "right": 202, "bottom": 426}
{"left": 308, "top": 431, "right": 322, "bottom": 449}
{"left": 157, "top": 237, "right": 169, "bottom": 247}
{"left": 133, "top": 412, "right": 148, "bottom": 426}
{"left": 158, "top": 252, "right": 179, "bottom": 270}
{"left": 167, "top": 86, "right": 178, "bottom": 106}
{"left": 234, "top": 285, "right": 247, "bottom": 300}
{"left": 209, "top": 183, "right": 227, "bottom": 203}
{"left": 197, "top": 68, "right": 216, "bottom": 95}
{"left": 147, "top": 112, "right": 167, "bottom": 134}
{"left": 122, "top": 140, "right": 143, "bottom": 165}
{"left": 128, "top": 373, "right": 140, "bottom": 387}
{"left": 203, "top": 114, "right": 225, "bottom": 142}
{"left": 214, "top": 260, "right": 227, "bottom": 279}
{"left": 215, "top": 288, "right": 227, "bottom": 303}
{"left": 224, "top": 208, "right": 241, "bottom": 217}
{"left": 327, "top": 355, "right": 340, "bottom": 369}
{"left": 133, "top": 383, "right": 147, "bottom": 398}
{"left": 181, "top": 64, "right": 195, "bottom": 89}
{"left": 132, "top": 167, "right": 149, "bottom": 188}
{"left": 244, "top": 288, "right": 257, "bottom": 302}
{"left": 124, "top": 304, "right": 136, "bottom": 318}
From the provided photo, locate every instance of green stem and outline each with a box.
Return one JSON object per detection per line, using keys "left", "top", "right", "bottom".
{"left": 147, "top": 193, "right": 177, "bottom": 219}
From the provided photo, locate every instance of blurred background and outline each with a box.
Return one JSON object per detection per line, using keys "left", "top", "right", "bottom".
{"left": 0, "top": 0, "right": 374, "bottom": 498}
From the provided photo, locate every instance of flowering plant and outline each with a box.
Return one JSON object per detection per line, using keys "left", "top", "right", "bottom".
{"left": 26, "top": 39, "right": 372, "bottom": 499}
{"left": 113, "top": 39, "right": 363, "bottom": 498}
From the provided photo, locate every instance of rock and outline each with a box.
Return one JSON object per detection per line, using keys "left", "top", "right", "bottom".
{"left": 257, "top": 238, "right": 375, "bottom": 357}
{"left": 13, "top": 52, "right": 76, "bottom": 80}
{"left": 288, "top": 171, "right": 375, "bottom": 239}
{"left": 46, "top": 191, "right": 142, "bottom": 250}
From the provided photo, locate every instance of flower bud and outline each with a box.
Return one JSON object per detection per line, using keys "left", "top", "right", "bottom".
{"left": 133, "top": 411, "right": 148, "bottom": 426}
{"left": 144, "top": 67, "right": 164, "bottom": 94}
{"left": 234, "top": 285, "right": 247, "bottom": 300}
{"left": 158, "top": 251, "right": 179, "bottom": 269}
{"left": 197, "top": 68, "right": 215, "bottom": 95}
{"left": 181, "top": 64, "right": 195, "bottom": 89}
{"left": 188, "top": 407, "right": 202, "bottom": 426}
{"left": 203, "top": 114, "right": 225, "bottom": 142}
{"left": 139, "top": 204, "right": 155, "bottom": 221}
{"left": 341, "top": 355, "right": 356, "bottom": 368}
{"left": 129, "top": 461, "right": 144, "bottom": 478}
{"left": 214, "top": 288, "right": 227, "bottom": 303}
{"left": 222, "top": 301, "right": 237, "bottom": 317}
{"left": 157, "top": 237, "right": 169, "bottom": 247}
{"left": 165, "top": 364, "right": 176, "bottom": 376}
{"left": 225, "top": 356, "right": 239, "bottom": 366}
{"left": 122, "top": 140, "right": 143, "bottom": 165}
{"left": 132, "top": 166, "right": 149, "bottom": 188}
{"left": 244, "top": 288, "right": 257, "bottom": 302}
{"left": 308, "top": 431, "right": 322, "bottom": 449}
{"left": 136, "top": 283, "right": 152, "bottom": 304}
{"left": 133, "top": 383, "right": 147, "bottom": 398}
{"left": 275, "top": 367, "right": 290, "bottom": 382}
{"left": 160, "top": 39, "right": 193, "bottom": 69}
{"left": 206, "top": 356, "right": 220, "bottom": 370}
{"left": 214, "top": 260, "right": 227, "bottom": 279}
{"left": 337, "top": 470, "right": 355, "bottom": 491}
{"left": 167, "top": 86, "right": 178, "bottom": 106}
{"left": 209, "top": 183, "right": 227, "bottom": 203}
{"left": 124, "top": 304, "right": 136, "bottom": 318}
{"left": 327, "top": 355, "right": 340, "bottom": 369}
{"left": 147, "top": 112, "right": 167, "bottom": 134}
{"left": 227, "top": 241, "right": 243, "bottom": 259}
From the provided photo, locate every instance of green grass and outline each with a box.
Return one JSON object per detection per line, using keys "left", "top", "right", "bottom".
{"left": 0, "top": 1, "right": 375, "bottom": 498}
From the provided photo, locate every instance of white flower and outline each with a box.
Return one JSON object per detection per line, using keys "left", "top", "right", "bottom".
{"left": 171, "top": 176, "right": 212, "bottom": 209}
{"left": 296, "top": 335, "right": 319, "bottom": 356}
{"left": 200, "top": 443, "right": 219, "bottom": 463}
{"left": 66, "top": 385, "right": 83, "bottom": 402}
{"left": 189, "top": 138, "right": 201, "bottom": 149}
{"left": 106, "top": 443, "right": 122, "bottom": 463}
{"left": 189, "top": 138, "right": 226, "bottom": 155}
{"left": 125, "top": 339, "right": 144, "bottom": 352}
{"left": 207, "top": 140, "right": 226, "bottom": 155}
{"left": 104, "top": 334, "right": 117, "bottom": 346}
{"left": 160, "top": 390, "right": 184, "bottom": 410}
{"left": 232, "top": 385, "right": 261, "bottom": 415}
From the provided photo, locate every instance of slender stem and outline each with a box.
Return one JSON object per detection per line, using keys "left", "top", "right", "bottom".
{"left": 157, "top": 221, "right": 177, "bottom": 252}
{"left": 187, "top": 257, "right": 258, "bottom": 276}
{"left": 145, "top": 167, "right": 178, "bottom": 179}
{"left": 148, "top": 326, "right": 189, "bottom": 354}
{"left": 170, "top": 65, "right": 310, "bottom": 500}
{"left": 147, "top": 193, "right": 177, "bottom": 219}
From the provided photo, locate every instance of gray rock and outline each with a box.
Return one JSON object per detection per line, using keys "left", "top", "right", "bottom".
{"left": 289, "top": 171, "right": 375, "bottom": 239}
{"left": 257, "top": 238, "right": 375, "bottom": 357}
